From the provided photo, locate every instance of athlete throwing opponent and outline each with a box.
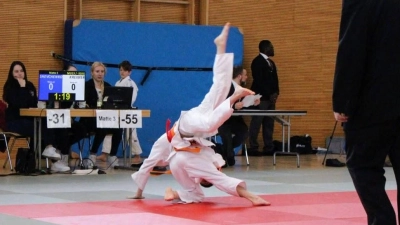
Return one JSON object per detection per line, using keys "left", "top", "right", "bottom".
{"left": 163, "top": 23, "right": 270, "bottom": 206}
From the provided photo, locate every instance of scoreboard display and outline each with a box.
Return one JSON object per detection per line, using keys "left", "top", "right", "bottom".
{"left": 38, "top": 70, "right": 86, "bottom": 101}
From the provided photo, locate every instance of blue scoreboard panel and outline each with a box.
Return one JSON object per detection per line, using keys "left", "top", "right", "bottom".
{"left": 38, "top": 70, "right": 85, "bottom": 101}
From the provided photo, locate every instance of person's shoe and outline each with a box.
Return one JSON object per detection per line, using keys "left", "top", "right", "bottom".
{"left": 42, "top": 146, "right": 61, "bottom": 160}
{"left": 325, "top": 158, "right": 346, "bottom": 167}
{"left": 108, "top": 156, "right": 119, "bottom": 168}
{"left": 61, "top": 154, "right": 69, "bottom": 166}
{"left": 89, "top": 154, "right": 97, "bottom": 164}
{"left": 153, "top": 166, "right": 168, "bottom": 172}
{"left": 131, "top": 162, "right": 143, "bottom": 168}
{"left": 227, "top": 157, "right": 236, "bottom": 166}
{"left": 51, "top": 160, "right": 70, "bottom": 172}
{"left": 84, "top": 154, "right": 97, "bottom": 169}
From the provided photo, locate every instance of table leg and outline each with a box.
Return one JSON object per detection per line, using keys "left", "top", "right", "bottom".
{"left": 273, "top": 116, "right": 300, "bottom": 168}
{"left": 38, "top": 117, "right": 42, "bottom": 170}
{"left": 114, "top": 128, "right": 135, "bottom": 171}
{"left": 34, "top": 117, "right": 38, "bottom": 168}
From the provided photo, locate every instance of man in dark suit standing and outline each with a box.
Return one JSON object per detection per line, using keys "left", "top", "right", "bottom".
{"left": 333, "top": 1, "right": 400, "bottom": 224}
{"left": 248, "top": 40, "right": 279, "bottom": 154}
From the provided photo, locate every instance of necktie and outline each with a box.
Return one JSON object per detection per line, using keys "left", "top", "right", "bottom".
{"left": 266, "top": 59, "right": 273, "bottom": 70}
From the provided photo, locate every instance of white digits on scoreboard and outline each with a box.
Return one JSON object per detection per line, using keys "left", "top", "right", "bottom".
{"left": 49, "top": 82, "right": 53, "bottom": 91}
{"left": 46, "top": 109, "right": 71, "bottom": 128}
{"left": 119, "top": 110, "right": 142, "bottom": 128}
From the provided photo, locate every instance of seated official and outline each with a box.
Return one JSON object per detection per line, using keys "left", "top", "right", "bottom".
{"left": 40, "top": 64, "right": 87, "bottom": 172}
{"left": 3, "top": 61, "right": 37, "bottom": 153}
{"left": 78, "top": 62, "right": 122, "bottom": 168}
{"left": 218, "top": 66, "right": 260, "bottom": 166}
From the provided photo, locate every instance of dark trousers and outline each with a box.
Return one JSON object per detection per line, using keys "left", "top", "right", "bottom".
{"left": 218, "top": 117, "right": 248, "bottom": 162}
{"left": 42, "top": 119, "right": 87, "bottom": 155}
{"left": 91, "top": 128, "right": 123, "bottom": 156}
{"left": 345, "top": 118, "right": 400, "bottom": 225}
{"left": 80, "top": 117, "right": 122, "bottom": 156}
{"left": 7, "top": 119, "right": 34, "bottom": 152}
{"left": 248, "top": 100, "right": 275, "bottom": 151}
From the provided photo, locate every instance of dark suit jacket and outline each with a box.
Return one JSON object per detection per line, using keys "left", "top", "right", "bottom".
{"left": 80, "top": 79, "right": 112, "bottom": 131}
{"left": 333, "top": 0, "right": 400, "bottom": 129}
{"left": 221, "top": 83, "right": 245, "bottom": 125}
{"left": 84, "top": 79, "right": 111, "bottom": 109}
{"left": 250, "top": 54, "right": 279, "bottom": 101}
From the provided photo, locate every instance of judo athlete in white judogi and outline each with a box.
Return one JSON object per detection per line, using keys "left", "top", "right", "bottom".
{"left": 129, "top": 133, "right": 171, "bottom": 199}
{"left": 165, "top": 89, "right": 269, "bottom": 206}
{"left": 99, "top": 61, "right": 143, "bottom": 165}
{"left": 163, "top": 24, "right": 269, "bottom": 206}
{"left": 130, "top": 23, "right": 249, "bottom": 200}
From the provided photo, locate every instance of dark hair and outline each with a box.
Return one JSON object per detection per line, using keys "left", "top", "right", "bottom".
{"left": 200, "top": 180, "right": 213, "bottom": 188}
{"left": 258, "top": 40, "right": 272, "bottom": 53}
{"left": 3, "top": 61, "right": 28, "bottom": 101}
{"left": 119, "top": 60, "right": 132, "bottom": 72}
{"left": 232, "top": 66, "right": 244, "bottom": 79}
{"left": 63, "top": 63, "right": 77, "bottom": 71}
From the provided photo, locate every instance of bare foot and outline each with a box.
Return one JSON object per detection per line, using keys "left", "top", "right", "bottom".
{"left": 131, "top": 155, "right": 142, "bottom": 165}
{"left": 236, "top": 185, "right": 270, "bottom": 206}
{"left": 164, "top": 187, "right": 176, "bottom": 201}
{"left": 249, "top": 196, "right": 271, "bottom": 206}
{"left": 127, "top": 188, "right": 144, "bottom": 199}
{"left": 164, "top": 187, "right": 175, "bottom": 201}
{"left": 214, "top": 22, "right": 230, "bottom": 54}
{"left": 97, "top": 153, "right": 107, "bottom": 162}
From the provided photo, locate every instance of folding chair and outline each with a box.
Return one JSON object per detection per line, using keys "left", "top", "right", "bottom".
{"left": 1, "top": 131, "right": 30, "bottom": 171}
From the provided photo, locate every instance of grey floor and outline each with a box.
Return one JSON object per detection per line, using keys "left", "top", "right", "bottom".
{"left": 0, "top": 153, "right": 396, "bottom": 224}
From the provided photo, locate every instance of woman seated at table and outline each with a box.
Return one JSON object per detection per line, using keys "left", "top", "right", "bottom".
{"left": 79, "top": 62, "right": 122, "bottom": 168}
{"left": 2, "top": 61, "right": 37, "bottom": 153}
{"left": 40, "top": 64, "right": 87, "bottom": 172}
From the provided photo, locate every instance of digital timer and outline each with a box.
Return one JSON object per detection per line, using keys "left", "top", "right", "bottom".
{"left": 38, "top": 70, "right": 85, "bottom": 101}
{"left": 48, "top": 93, "right": 76, "bottom": 102}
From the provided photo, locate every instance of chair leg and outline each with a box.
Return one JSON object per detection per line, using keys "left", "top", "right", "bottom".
{"left": 6, "top": 141, "right": 13, "bottom": 171}
{"left": 2, "top": 134, "right": 14, "bottom": 171}
{"left": 244, "top": 143, "right": 250, "bottom": 166}
{"left": 78, "top": 137, "right": 85, "bottom": 167}
{"left": 88, "top": 135, "right": 93, "bottom": 155}
{"left": 3, "top": 138, "right": 16, "bottom": 169}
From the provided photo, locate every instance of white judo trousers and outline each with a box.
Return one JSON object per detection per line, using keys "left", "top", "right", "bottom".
{"left": 102, "top": 76, "right": 142, "bottom": 155}
{"left": 131, "top": 53, "right": 234, "bottom": 191}
{"left": 177, "top": 53, "right": 234, "bottom": 139}
{"left": 167, "top": 53, "right": 247, "bottom": 203}
{"left": 115, "top": 77, "right": 142, "bottom": 155}
{"left": 131, "top": 133, "right": 171, "bottom": 190}
{"left": 169, "top": 147, "right": 245, "bottom": 203}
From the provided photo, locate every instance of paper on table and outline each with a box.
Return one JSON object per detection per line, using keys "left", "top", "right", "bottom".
{"left": 241, "top": 94, "right": 262, "bottom": 107}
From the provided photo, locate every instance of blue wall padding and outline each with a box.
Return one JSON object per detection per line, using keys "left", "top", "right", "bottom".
{"left": 64, "top": 19, "right": 244, "bottom": 157}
